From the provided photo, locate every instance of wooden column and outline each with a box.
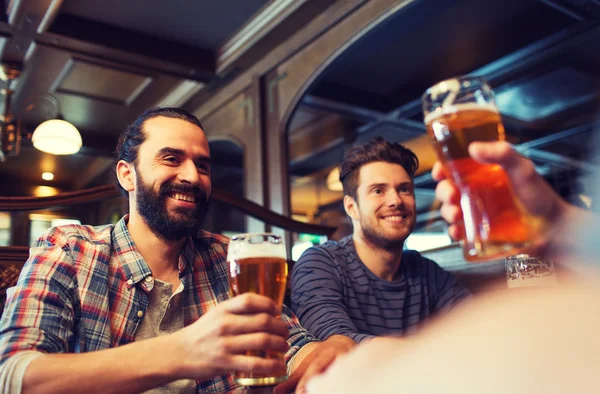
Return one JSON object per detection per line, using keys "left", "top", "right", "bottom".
{"left": 198, "top": 82, "right": 267, "bottom": 233}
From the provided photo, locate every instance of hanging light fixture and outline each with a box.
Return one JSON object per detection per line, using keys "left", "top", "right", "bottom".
{"left": 0, "top": 62, "right": 82, "bottom": 161}
{"left": 32, "top": 119, "right": 82, "bottom": 155}
{"left": 326, "top": 167, "right": 343, "bottom": 191}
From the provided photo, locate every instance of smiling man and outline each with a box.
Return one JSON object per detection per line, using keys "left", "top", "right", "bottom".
{"left": 0, "top": 107, "right": 347, "bottom": 394}
{"left": 291, "top": 137, "right": 471, "bottom": 345}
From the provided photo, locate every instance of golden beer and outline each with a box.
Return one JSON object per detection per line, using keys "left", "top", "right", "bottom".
{"left": 230, "top": 257, "right": 287, "bottom": 305}
{"left": 227, "top": 234, "right": 288, "bottom": 386}
{"left": 423, "top": 78, "right": 533, "bottom": 261}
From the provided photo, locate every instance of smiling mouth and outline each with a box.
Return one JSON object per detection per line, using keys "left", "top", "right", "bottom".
{"left": 169, "top": 193, "right": 196, "bottom": 203}
{"left": 382, "top": 215, "right": 408, "bottom": 222}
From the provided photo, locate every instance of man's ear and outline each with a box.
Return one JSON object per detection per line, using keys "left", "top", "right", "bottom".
{"left": 116, "top": 160, "right": 135, "bottom": 193}
{"left": 343, "top": 195, "right": 359, "bottom": 220}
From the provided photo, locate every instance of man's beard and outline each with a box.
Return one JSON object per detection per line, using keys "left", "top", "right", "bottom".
{"left": 359, "top": 213, "right": 413, "bottom": 251}
{"left": 135, "top": 171, "right": 211, "bottom": 241}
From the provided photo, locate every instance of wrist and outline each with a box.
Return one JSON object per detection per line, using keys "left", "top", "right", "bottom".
{"left": 152, "top": 333, "right": 187, "bottom": 380}
{"left": 324, "top": 335, "right": 357, "bottom": 352}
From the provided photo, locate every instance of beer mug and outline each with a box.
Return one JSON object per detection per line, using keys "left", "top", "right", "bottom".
{"left": 422, "top": 77, "right": 533, "bottom": 262}
{"left": 505, "top": 254, "right": 557, "bottom": 288}
{"left": 227, "top": 233, "right": 288, "bottom": 386}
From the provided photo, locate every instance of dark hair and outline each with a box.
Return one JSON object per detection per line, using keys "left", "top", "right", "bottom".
{"left": 114, "top": 107, "right": 205, "bottom": 197}
{"left": 339, "top": 137, "right": 419, "bottom": 200}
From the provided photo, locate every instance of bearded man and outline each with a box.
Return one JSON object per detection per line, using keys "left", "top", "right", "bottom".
{"left": 0, "top": 107, "right": 349, "bottom": 394}
{"left": 291, "top": 137, "right": 470, "bottom": 347}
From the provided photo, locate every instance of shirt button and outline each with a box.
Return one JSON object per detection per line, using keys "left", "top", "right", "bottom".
{"left": 126, "top": 279, "right": 133, "bottom": 286}
{"left": 137, "top": 310, "right": 144, "bottom": 318}
{"left": 145, "top": 276, "right": 153, "bottom": 282}
{"left": 163, "top": 301, "right": 169, "bottom": 308}
{"left": 160, "top": 324, "right": 167, "bottom": 331}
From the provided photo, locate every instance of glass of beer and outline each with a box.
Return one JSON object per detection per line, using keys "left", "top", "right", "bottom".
{"left": 422, "top": 76, "right": 533, "bottom": 262}
{"left": 227, "top": 233, "right": 288, "bottom": 386}
{"left": 505, "top": 254, "right": 557, "bottom": 289}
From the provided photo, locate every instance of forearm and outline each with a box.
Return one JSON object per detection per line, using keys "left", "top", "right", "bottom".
{"left": 22, "top": 335, "right": 182, "bottom": 394}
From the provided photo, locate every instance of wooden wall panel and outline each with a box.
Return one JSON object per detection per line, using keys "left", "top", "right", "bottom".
{"left": 199, "top": 84, "right": 266, "bottom": 232}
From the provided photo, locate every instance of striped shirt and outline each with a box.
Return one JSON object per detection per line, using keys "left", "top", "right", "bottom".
{"left": 0, "top": 215, "right": 316, "bottom": 393}
{"left": 291, "top": 236, "right": 471, "bottom": 343}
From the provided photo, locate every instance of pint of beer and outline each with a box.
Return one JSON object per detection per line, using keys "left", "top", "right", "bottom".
{"left": 227, "top": 233, "right": 288, "bottom": 386}
{"left": 422, "top": 77, "right": 533, "bottom": 262}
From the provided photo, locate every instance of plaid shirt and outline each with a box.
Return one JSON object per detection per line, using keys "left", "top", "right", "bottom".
{"left": 0, "top": 216, "right": 316, "bottom": 393}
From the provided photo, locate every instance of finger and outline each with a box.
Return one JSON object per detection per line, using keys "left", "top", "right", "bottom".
{"left": 440, "top": 203, "right": 462, "bottom": 225}
{"left": 227, "top": 354, "right": 286, "bottom": 375}
{"left": 219, "top": 313, "right": 289, "bottom": 338}
{"left": 431, "top": 161, "right": 446, "bottom": 181}
{"left": 222, "top": 293, "right": 281, "bottom": 316}
{"left": 448, "top": 224, "right": 463, "bottom": 241}
{"left": 273, "top": 369, "right": 300, "bottom": 394}
{"left": 295, "top": 348, "right": 338, "bottom": 394}
{"left": 435, "top": 179, "right": 460, "bottom": 205}
{"left": 223, "top": 332, "right": 290, "bottom": 354}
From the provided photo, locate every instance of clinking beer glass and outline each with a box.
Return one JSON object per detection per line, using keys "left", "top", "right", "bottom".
{"left": 227, "top": 233, "right": 288, "bottom": 386}
{"left": 422, "top": 77, "right": 533, "bottom": 262}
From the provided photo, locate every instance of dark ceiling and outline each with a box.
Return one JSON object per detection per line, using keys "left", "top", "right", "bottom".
{"left": 60, "top": 0, "right": 269, "bottom": 50}
{"left": 0, "top": 0, "right": 308, "bottom": 196}
{"left": 287, "top": 0, "right": 600, "bottom": 220}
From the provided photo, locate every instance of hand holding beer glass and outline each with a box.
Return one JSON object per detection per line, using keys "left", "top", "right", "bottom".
{"left": 423, "top": 77, "right": 533, "bottom": 261}
{"left": 227, "top": 233, "right": 289, "bottom": 386}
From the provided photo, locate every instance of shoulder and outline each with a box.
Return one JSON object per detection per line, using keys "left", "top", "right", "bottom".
{"left": 35, "top": 223, "right": 115, "bottom": 252}
{"left": 297, "top": 237, "right": 342, "bottom": 262}
{"left": 26, "top": 223, "right": 115, "bottom": 276}
{"left": 294, "top": 236, "right": 355, "bottom": 272}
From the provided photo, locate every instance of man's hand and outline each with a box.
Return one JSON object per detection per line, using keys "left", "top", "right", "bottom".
{"left": 274, "top": 335, "right": 356, "bottom": 394}
{"left": 171, "top": 293, "right": 290, "bottom": 380}
{"left": 433, "top": 141, "right": 569, "bottom": 242}
{"left": 304, "top": 337, "right": 404, "bottom": 394}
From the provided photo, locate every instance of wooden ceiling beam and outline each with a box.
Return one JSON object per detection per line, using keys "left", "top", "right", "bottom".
{"left": 1, "top": 0, "right": 63, "bottom": 67}
{"left": 41, "top": 13, "right": 215, "bottom": 83}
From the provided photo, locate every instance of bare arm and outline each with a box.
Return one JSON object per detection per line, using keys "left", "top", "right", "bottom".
{"left": 23, "top": 335, "right": 179, "bottom": 394}
{"left": 22, "top": 293, "right": 289, "bottom": 394}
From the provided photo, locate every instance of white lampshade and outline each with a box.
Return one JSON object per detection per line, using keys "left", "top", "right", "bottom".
{"left": 31, "top": 119, "right": 82, "bottom": 155}
{"left": 326, "top": 167, "right": 343, "bottom": 191}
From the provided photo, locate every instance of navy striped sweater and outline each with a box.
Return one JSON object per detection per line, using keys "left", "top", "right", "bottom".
{"left": 291, "top": 236, "right": 471, "bottom": 343}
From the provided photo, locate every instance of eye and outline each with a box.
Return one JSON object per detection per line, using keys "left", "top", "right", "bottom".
{"left": 372, "top": 188, "right": 383, "bottom": 195}
{"left": 163, "top": 156, "right": 179, "bottom": 164}
{"left": 196, "top": 163, "right": 210, "bottom": 174}
{"left": 399, "top": 185, "right": 413, "bottom": 194}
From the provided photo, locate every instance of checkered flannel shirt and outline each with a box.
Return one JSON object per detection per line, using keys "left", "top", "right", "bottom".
{"left": 0, "top": 215, "right": 316, "bottom": 393}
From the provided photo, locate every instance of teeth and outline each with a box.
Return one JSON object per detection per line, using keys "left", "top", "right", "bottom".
{"left": 172, "top": 193, "right": 195, "bottom": 202}
{"left": 384, "top": 215, "right": 406, "bottom": 221}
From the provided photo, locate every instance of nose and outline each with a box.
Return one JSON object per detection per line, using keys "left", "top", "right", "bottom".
{"left": 177, "top": 159, "right": 200, "bottom": 186}
{"left": 387, "top": 191, "right": 404, "bottom": 208}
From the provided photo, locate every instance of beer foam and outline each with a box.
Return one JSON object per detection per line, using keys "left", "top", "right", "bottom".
{"left": 424, "top": 102, "right": 498, "bottom": 125}
{"left": 227, "top": 233, "right": 287, "bottom": 260}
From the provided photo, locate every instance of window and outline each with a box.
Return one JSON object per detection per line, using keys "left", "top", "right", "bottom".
{"left": 29, "top": 214, "right": 81, "bottom": 246}
{"left": 0, "top": 212, "right": 10, "bottom": 246}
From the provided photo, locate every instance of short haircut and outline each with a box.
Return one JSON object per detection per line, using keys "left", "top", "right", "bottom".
{"left": 114, "top": 107, "right": 205, "bottom": 197}
{"left": 339, "top": 137, "right": 419, "bottom": 200}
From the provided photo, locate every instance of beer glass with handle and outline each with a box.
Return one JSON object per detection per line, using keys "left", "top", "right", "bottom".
{"left": 227, "top": 233, "right": 288, "bottom": 386}
{"left": 422, "top": 76, "right": 533, "bottom": 262}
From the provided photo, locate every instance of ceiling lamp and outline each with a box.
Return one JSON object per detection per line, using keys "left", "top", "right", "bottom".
{"left": 0, "top": 62, "right": 82, "bottom": 161}
{"left": 32, "top": 119, "right": 82, "bottom": 155}
{"left": 326, "top": 167, "right": 343, "bottom": 191}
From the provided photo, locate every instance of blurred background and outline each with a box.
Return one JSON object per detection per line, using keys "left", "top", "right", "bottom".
{"left": 0, "top": 0, "right": 598, "bottom": 290}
